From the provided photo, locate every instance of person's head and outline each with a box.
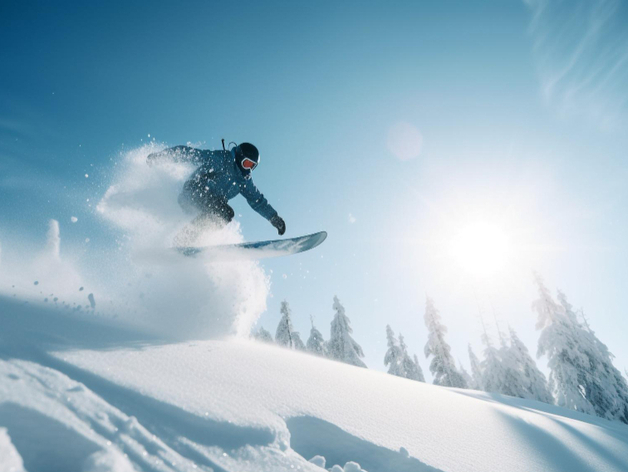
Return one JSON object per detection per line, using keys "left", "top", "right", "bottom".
{"left": 233, "top": 143, "right": 260, "bottom": 175}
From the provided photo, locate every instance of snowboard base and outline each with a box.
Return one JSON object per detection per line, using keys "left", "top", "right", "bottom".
{"left": 176, "top": 231, "right": 327, "bottom": 260}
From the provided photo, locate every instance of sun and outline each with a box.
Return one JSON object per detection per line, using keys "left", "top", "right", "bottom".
{"left": 448, "top": 222, "right": 511, "bottom": 278}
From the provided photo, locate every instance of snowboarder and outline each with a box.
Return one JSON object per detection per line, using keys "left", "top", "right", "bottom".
{"left": 147, "top": 142, "right": 286, "bottom": 245}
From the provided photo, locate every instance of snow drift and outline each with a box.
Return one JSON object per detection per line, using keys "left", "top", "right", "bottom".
{"left": 0, "top": 144, "right": 270, "bottom": 339}
{"left": 1, "top": 298, "right": 628, "bottom": 472}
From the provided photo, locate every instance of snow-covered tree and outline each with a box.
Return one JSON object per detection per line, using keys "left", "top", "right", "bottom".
{"left": 479, "top": 324, "right": 551, "bottom": 402}
{"left": 489, "top": 320, "right": 532, "bottom": 399}
{"left": 557, "top": 290, "right": 628, "bottom": 423}
{"left": 328, "top": 296, "right": 366, "bottom": 368}
{"left": 423, "top": 297, "right": 467, "bottom": 388}
{"left": 468, "top": 344, "right": 483, "bottom": 390}
{"left": 508, "top": 326, "right": 553, "bottom": 403}
{"left": 412, "top": 354, "right": 426, "bottom": 383}
{"left": 253, "top": 326, "right": 274, "bottom": 344}
{"left": 275, "top": 300, "right": 305, "bottom": 350}
{"left": 534, "top": 275, "right": 597, "bottom": 416}
{"left": 498, "top": 335, "right": 531, "bottom": 399}
{"left": 291, "top": 331, "right": 306, "bottom": 351}
{"left": 400, "top": 335, "right": 425, "bottom": 382}
{"left": 275, "top": 300, "right": 295, "bottom": 347}
{"left": 533, "top": 276, "right": 628, "bottom": 421}
{"left": 384, "top": 326, "right": 424, "bottom": 381}
{"left": 480, "top": 332, "right": 507, "bottom": 395}
{"left": 384, "top": 325, "right": 405, "bottom": 377}
{"left": 459, "top": 362, "right": 473, "bottom": 388}
{"left": 306, "top": 316, "right": 327, "bottom": 356}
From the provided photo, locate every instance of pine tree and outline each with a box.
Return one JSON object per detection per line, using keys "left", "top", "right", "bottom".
{"left": 291, "top": 331, "right": 306, "bottom": 351}
{"left": 468, "top": 344, "right": 483, "bottom": 390}
{"left": 508, "top": 326, "right": 553, "bottom": 403}
{"left": 480, "top": 331, "right": 507, "bottom": 394}
{"left": 275, "top": 300, "right": 295, "bottom": 347}
{"left": 413, "top": 354, "right": 426, "bottom": 383}
{"left": 423, "top": 297, "right": 467, "bottom": 388}
{"left": 557, "top": 290, "right": 628, "bottom": 423}
{"left": 481, "top": 326, "right": 550, "bottom": 402}
{"left": 498, "top": 335, "right": 531, "bottom": 399}
{"left": 459, "top": 362, "right": 473, "bottom": 388}
{"left": 400, "top": 334, "right": 425, "bottom": 382}
{"left": 534, "top": 274, "right": 597, "bottom": 416}
{"left": 275, "top": 300, "right": 304, "bottom": 350}
{"left": 486, "top": 312, "right": 532, "bottom": 399}
{"left": 384, "top": 325, "right": 405, "bottom": 376}
{"left": 306, "top": 316, "right": 327, "bottom": 356}
{"left": 253, "top": 326, "right": 274, "bottom": 343}
{"left": 384, "top": 326, "right": 424, "bottom": 381}
{"left": 534, "top": 276, "right": 628, "bottom": 421}
{"left": 328, "top": 296, "right": 366, "bottom": 368}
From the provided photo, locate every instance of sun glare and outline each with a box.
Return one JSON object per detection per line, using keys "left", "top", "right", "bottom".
{"left": 449, "top": 222, "right": 511, "bottom": 278}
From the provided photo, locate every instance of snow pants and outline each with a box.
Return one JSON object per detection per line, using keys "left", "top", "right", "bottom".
{"left": 179, "top": 180, "right": 235, "bottom": 225}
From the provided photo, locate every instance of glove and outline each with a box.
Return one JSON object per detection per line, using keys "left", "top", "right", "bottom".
{"left": 270, "top": 215, "right": 286, "bottom": 236}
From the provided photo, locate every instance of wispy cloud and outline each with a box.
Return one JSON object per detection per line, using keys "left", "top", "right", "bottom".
{"left": 524, "top": 0, "right": 628, "bottom": 131}
{"left": 0, "top": 117, "right": 30, "bottom": 135}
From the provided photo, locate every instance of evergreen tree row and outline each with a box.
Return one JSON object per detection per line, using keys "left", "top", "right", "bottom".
{"left": 384, "top": 325, "right": 425, "bottom": 382}
{"left": 423, "top": 275, "right": 628, "bottom": 424}
{"left": 467, "top": 326, "right": 553, "bottom": 403}
{"left": 253, "top": 275, "right": 628, "bottom": 425}
{"left": 252, "top": 296, "right": 366, "bottom": 368}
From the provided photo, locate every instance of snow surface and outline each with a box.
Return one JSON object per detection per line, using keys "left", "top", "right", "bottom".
{"left": 0, "top": 427, "right": 26, "bottom": 472}
{"left": 1, "top": 297, "right": 628, "bottom": 472}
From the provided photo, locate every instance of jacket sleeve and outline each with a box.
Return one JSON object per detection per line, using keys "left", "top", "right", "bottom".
{"left": 147, "top": 146, "right": 205, "bottom": 166}
{"left": 240, "top": 178, "right": 278, "bottom": 221}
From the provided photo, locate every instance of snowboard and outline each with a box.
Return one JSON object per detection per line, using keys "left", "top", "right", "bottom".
{"left": 176, "top": 231, "right": 327, "bottom": 260}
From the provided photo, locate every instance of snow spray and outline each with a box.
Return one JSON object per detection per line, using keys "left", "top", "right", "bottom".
{"left": 0, "top": 144, "right": 270, "bottom": 339}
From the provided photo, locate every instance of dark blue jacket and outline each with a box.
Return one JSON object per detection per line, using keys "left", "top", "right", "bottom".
{"left": 148, "top": 146, "right": 278, "bottom": 221}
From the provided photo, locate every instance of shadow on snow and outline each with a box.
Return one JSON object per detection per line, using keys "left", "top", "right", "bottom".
{"left": 0, "top": 295, "right": 274, "bottom": 470}
{"left": 286, "top": 416, "right": 444, "bottom": 472}
{"left": 452, "top": 388, "right": 628, "bottom": 472}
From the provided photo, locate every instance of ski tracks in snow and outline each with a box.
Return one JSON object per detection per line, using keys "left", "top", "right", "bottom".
{"left": 0, "top": 359, "right": 207, "bottom": 472}
{"left": 0, "top": 297, "right": 278, "bottom": 472}
{"left": 0, "top": 297, "right": 397, "bottom": 472}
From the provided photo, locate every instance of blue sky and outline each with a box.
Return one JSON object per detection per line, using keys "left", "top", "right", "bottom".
{"left": 2, "top": 0, "right": 628, "bottom": 374}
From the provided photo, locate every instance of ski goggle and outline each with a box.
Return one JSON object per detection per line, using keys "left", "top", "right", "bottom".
{"left": 241, "top": 157, "right": 258, "bottom": 170}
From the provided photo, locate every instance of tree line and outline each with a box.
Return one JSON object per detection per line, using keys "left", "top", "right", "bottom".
{"left": 253, "top": 295, "right": 367, "bottom": 368}
{"left": 252, "top": 274, "right": 628, "bottom": 424}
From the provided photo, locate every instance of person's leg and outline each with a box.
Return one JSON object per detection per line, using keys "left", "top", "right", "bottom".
{"left": 178, "top": 190, "right": 197, "bottom": 215}
{"left": 175, "top": 188, "right": 235, "bottom": 246}
{"left": 179, "top": 181, "right": 234, "bottom": 223}
{"left": 205, "top": 198, "right": 235, "bottom": 225}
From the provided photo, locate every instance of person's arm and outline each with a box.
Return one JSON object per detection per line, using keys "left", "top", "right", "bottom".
{"left": 240, "top": 179, "right": 286, "bottom": 235}
{"left": 147, "top": 146, "right": 205, "bottom": 166}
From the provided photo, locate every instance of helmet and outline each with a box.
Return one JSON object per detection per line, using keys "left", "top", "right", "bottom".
{"left": 234, "top": 142, "right": 260, "bottom": 173}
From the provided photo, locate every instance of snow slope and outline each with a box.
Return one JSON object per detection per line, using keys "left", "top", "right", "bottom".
{"left": 1, "top": 297, "right": 628, "bottom": 472}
